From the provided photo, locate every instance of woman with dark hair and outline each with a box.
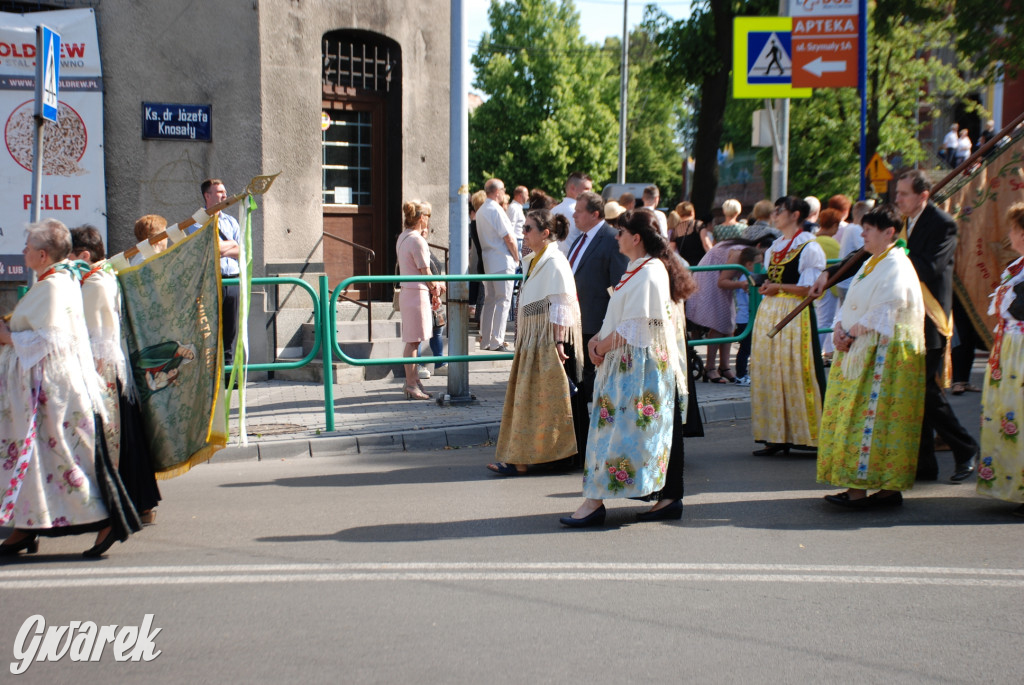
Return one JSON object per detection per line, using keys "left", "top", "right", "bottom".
{"left": 488, "top": 210, "right": 582, "bottom": 475}
{"left": 749, "top": 195, "right": 827, "bottom": 456}
{"left": 561, "top": 208, "right": 696, "bottom": 526}
{"left": 818, "top": 205, "right": 925, "bottom": 508}
{"left": 71, "top": 226, "right": 162, "bottom": 525}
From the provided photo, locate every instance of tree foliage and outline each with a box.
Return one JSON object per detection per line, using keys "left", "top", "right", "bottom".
{"left": 469, "top": 0, "right": 619, "bottom": 194}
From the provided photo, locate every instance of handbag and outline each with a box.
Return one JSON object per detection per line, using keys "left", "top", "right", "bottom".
{"left": 432, "top": 306, "right": 446, "bottom": 328}
{"left": 392, "top": 285, "right": 401, "bottom": 312}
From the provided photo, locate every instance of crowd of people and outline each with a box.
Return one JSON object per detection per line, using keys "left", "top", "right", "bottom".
{"left": 460, "top": 168, "right": 1023, "bottom": 524}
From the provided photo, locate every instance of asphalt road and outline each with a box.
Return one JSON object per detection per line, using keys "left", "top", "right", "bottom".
{"left": 2, "top": 390, "right": 1021, "bottom": 684}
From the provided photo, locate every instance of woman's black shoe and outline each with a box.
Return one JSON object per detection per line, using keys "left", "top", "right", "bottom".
{"left": 752, "top": 443, "right": 790, "bottom": 456}
{"left": 560, "top": 505, "right": 606, "bottom": 528}
{"left": 636, "top": 499, "right": 683, "bottom": 521}
{"left": 0, "top": 534, "right": 39, "bottom": 556}
{"left": 823, "top": 492, "right": 870, "bottom": 509}
{"left": 82, "top": 530, "right": 118, "bottom": 558}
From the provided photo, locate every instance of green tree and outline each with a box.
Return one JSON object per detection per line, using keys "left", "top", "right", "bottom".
{"left": 469, "top": 0, "right": 619, "bottom": 194}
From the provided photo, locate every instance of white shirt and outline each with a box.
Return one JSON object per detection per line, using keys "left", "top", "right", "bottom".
{"left": 507, "top": 201, "right": 526, "bottom": 240}
{"left": 475, "top": 198, "right": 517, "bottom": 274}
{"left": 906, "top": 207, "right": 925, "bottom": 237}
{"left": 646, "top": 206, "right": 668, "bottom": 238}
{"left": 553, "top": 197, "right": 579, "bottom": 256}
{"left": 836, "top": 223, "right": 864, "bottom": 292}
{"left": 943, "top": 130, "right": 959, "bottom": 150}
{"left": 566, "top": 221, "right": 604, "bottom": 274}
{"left": 763, "top": 231, "right": 826, "bottom": 287}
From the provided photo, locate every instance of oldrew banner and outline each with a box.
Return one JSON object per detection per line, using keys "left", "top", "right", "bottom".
{"left": 0, "top": 8, "right": 105, "bottom": 281}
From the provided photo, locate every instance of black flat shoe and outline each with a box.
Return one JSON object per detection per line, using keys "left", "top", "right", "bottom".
{"left": 867, "top": 491, "right": 903, "bottom": 508}
{"left": 753, "top": 443, "right": 790, "bottom": 456}
{"left": 950, "top": 455, "right": 977, "bottom": 482}
{"left": 0, "top": 534, "right": 39, "bottom": 556}
{"left": 636, "top": 499, "right": 683, "bottom": 522}
{"left": 83, "top": 530, "right": 118, "bottom": 558}
{"left": 823, "top": 492, "right": 870, "bottom": 509}
{"left": 560, "top": 505, "right": 606, "bottom": 528}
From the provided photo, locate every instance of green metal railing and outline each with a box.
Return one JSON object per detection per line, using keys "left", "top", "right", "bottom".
{"left": 222, "top": 277, "right": 321, "bottom": 372}
{"left": 219, "top": 257, "right": 842, "bottom": 431}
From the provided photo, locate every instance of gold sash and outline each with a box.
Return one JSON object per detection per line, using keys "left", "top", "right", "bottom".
{"left": 899, "top": 220, "right": 952, "bottom": 387}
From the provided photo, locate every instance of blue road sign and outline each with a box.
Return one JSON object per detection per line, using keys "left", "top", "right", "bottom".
{"left": 747, "top": 31, "right": 794, "bottom": 85}
{"left": 36, "top": 25, "right": 61, "bottom": 122}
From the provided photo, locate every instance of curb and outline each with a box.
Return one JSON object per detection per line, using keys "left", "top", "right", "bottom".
{"left": 212, "top": 398, "right": 752, "bottom": 463}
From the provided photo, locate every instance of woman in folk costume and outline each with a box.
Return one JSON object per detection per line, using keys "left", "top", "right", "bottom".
{"left": 750, "top": 195, "right": 827, "bottom": 456}
{"left": 976, "top": 203, "right": 1024, "bottom": 518}
{"left": 817, "top": 206, "right": 925, "bottom": 509}
{"left": 561, "top": 209, "right": 694, "bottom": 527}
{"left": 488, "top": 209, "right": 582, "bottom": 475}
{"left": 71, "top": 226, "right": 161, "bottom": 525}
{"left": 0, "top": 220, "right": 138, "bottom": 558}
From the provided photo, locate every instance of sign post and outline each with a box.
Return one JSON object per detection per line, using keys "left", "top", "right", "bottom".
{"left": 865, "top": 152, "right": 893, "bottom": 195}
{"left": 30, "top": 25, "right": 60, "bottom": 224}
{"left": 733, "top": 15, "right": 811, "bottom": 199}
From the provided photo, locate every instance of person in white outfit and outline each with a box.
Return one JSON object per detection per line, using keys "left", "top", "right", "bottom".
{"left": 476, "top": 178, "right": 520, "bottom": 351}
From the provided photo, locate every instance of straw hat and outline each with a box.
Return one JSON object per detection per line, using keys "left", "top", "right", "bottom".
{"left": 604, "top": 201, "right": 626, "bottom": 221}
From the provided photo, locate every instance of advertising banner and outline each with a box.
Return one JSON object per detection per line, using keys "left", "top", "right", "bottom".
{"left": 0, "top": 8, "right": 105, "bottom": 281}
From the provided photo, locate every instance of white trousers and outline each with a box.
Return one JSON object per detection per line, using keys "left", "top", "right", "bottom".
{"left": 481, "top": 276, "right": 514, "bottom": 349}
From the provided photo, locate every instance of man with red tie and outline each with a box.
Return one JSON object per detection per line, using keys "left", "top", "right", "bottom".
{"left": 564, "top": 191, "right": 628, "bottom": 464}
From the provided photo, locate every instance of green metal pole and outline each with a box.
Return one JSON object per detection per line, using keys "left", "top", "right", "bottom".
{"left": 320, "top": 275, "right": 335, "bottom": 432}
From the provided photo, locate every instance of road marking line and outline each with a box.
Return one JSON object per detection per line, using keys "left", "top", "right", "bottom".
{"left": 1, "top": 563, "right": 1023, "bottom": 589}
{"left": 1, "top": 561, "right": 1022, "bottom": 578}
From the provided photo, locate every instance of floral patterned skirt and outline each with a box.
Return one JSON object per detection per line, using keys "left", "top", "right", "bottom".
{"left": 0, "top": 348, "right": 108, "bottom": 530}
{"left": 750, "top": 295, "right": 823, "bottom": 446}
{"left": 816, "top": 334, "right": 924, "bottom": 491}
{"left": 583, "top": 344, "right": 674, "bottom": 499}
{"left": 977, "top": 331, "right": 1024, "bottom": 502}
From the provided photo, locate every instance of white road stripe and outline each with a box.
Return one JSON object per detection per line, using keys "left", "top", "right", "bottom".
{"left": 1, "top": 562, "right": 1022, "bottom": 589}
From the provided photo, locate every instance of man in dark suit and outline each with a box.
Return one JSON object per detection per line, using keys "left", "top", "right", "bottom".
{"left": 564, "top": 191, "right": 629, "bottom": 464}
{"left": 811, "top": 170, "right": 978, "bottom": 481}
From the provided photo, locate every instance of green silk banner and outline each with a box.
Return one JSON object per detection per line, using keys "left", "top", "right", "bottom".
{"left": 117, "top": 216, "right": 227, "bottom": 478}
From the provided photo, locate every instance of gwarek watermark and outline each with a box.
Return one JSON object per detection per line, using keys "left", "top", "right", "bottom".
{"left": 11, "top": 614, "right": 161, "bottom": 675}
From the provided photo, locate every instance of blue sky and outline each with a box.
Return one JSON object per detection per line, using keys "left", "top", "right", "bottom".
{"left": 465, "top": 0, "right": 692, "bottom": 91}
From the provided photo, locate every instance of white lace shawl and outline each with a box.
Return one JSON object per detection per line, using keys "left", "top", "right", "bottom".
{"left": 598, "top": 256, "right": 689, "bottom": 396}
{"left": 7, "top": 271, "right": 108, "bottom": 421}
{"left": 988, "top": 256, "right": 1024, "bottom": 321}
{"left": 520, "top": 243, "right": 580, "bottom": 328}
{"left": 81, "top": 266, "right": 128, "bottom": 387}
{"left": 837, "top": 248, "right": 925, "bottom": 376}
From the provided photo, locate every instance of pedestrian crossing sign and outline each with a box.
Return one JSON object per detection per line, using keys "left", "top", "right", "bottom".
{"left": 733, "top": 17, "right": 811, "bottom": 99}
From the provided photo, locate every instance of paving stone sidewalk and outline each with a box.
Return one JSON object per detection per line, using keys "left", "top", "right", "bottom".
{"left": 219, "top": 358, "right": 752, "bottom": 461}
